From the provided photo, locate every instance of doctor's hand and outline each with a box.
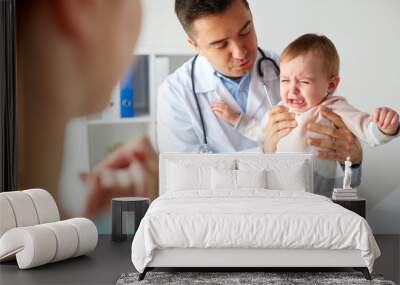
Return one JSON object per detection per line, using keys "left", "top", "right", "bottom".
{"left": 211, "top": 100, "right": 240, "bottom": 125}
{"left": 262, "top": 106, "right": 297, "bottom": 153}
{"left": 80, "top": 136, "right": 159, "bottom": 218}
{"left": 306, "top": 106, "right": 362, "bottom": 164}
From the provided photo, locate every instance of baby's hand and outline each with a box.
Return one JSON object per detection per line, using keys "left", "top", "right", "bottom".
{"left": 211, "top": 100, "right": 240, "bottom": 125}
{"left": 370, "top": 107, "right": 399, "bottom": 135}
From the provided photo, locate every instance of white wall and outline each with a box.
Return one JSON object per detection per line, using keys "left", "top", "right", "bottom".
{"left": 138, "top": 0, "right": 400, "bottom": 233}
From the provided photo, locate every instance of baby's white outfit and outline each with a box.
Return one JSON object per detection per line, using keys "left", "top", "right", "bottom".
{"left": 235, "top": 95, "right": 398, "bottom": 178}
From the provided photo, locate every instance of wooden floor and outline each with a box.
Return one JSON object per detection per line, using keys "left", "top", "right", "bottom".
{"left": 374, "top": 235, "right": 400, "bottom": 284}
{"left": 0, "top": 235, "right": 398, "bottom": 285}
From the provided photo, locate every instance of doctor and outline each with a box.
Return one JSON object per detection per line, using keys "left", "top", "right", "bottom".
{"left": 157, "top": 0, "right": 362, "bottom": 181}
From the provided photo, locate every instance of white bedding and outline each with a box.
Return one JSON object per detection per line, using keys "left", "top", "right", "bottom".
{"left": 131, "top": 190, "right": 380, "bottom": 273}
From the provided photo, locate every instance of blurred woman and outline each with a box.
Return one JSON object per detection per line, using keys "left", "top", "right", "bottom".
{"left": 16, "top": 0, "right": 157, "bottom": 218}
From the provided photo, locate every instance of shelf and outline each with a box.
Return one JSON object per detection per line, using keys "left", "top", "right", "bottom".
{"left": 87, "top": 116, "right": 151, "bottom": 126}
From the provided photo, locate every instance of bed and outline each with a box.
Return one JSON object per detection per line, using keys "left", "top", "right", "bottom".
{"left": 131, "top": 153, "right": 380, "bottom": 280}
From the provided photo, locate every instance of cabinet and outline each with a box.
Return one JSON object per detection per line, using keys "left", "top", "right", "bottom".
{"left": 85, "top": 53, "right": 193, "bottom": 169}
{"left": 332, "top": 198, "right": 366, "bottom": 218}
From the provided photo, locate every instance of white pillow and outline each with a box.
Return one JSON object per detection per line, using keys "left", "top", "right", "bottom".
{"left": 267, "top": 162, "right": 308, "bottom": 191}
{"left": 238, "top": 158, "right": 310, "bottom": 192}
{"left": 167, "top": 158, "right": 235, "bottom": 170}
{"left": 167, "top": 162, "right": 210, "bottom": 191}
{"left": 237, "top": 169, "right": 266, "bottom": 189}
{"left": 166, "top": 159, "right": 236, "bottom": 192}
{"left": 211, "top": 168, "right": 236, "bottom": 190}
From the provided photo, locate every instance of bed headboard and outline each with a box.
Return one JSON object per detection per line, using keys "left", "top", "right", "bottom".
{"left": 159, "top": 153, "right": 314, "bottom": 195}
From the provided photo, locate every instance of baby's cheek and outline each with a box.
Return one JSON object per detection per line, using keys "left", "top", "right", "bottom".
{"left": 280, "top": 94, "right": 289, "bottom": 106}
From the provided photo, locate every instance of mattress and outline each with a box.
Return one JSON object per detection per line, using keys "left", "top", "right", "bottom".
{"left": 131, "top": 190, "right": 380, "bottom": 273}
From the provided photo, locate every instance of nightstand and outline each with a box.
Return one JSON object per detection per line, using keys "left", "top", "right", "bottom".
{"left": 332, "top": 198, "right": 366, "bottom": 218}
{"left": 111, "top": 197, "right": 150, "bottom": 242}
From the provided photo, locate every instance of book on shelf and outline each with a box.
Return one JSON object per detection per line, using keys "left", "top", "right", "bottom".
{"left": 333, "top": 188, "right": 358, "bottom": 193}
{"left": 333, "top": 192, "right": 358, "bottom": 197}
{"left": 332, "top": 192, "right": 359, "bottom": 200}
{"left": 120, "top": 66, "right": 135, "bottom": 118}
{"left": 332, "top": 195, "right": 359, "bottom": 200}
{"left": 129, "top": 55, "right": 149, "bottom": 117}
{"left": 88, "top": 55, "right": 150, "bottom": 123}
{"left": 332, "top": 186, "right": 359, "bottom": 200}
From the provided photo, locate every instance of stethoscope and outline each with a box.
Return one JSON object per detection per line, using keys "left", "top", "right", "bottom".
{"left": 191, "top": 47, "right": 280, "bottom": 154}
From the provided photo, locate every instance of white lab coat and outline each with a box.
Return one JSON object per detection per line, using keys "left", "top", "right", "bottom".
{"left": 157, "top": 49, "right": 280, "bottom": 153}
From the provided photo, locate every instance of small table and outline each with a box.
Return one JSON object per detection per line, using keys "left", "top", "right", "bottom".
{"left": 332, "top": 197, "right": 366, "bottom": 218}
{"left": 112, "top": 197, "right": 150, "bottom": 242}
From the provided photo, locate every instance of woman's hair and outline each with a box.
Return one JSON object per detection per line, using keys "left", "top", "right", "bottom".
{"left": 280, "top": 33, "right": 340, "bottom": 77}
{"left": 175, "top": 0, "right": 250, "bottom": 37}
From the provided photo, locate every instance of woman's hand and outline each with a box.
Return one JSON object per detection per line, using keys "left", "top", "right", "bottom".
{"left": 262, "top": 106, "right": 297, "bottom": 153}
{"left": 80, "top": 136, "right": 159, "bottom": 218}
{"left": 306, "top": 106, "right": 362, "bottom": 164}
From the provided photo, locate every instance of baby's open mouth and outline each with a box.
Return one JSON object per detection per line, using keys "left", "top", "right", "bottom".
{"left": 288, "top": 98, "right": 306, "bottom": 108}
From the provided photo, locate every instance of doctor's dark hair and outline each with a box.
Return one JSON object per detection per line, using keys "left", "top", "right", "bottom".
{"left": 280, "top": 33, "right": 340, "bottom": 78}
{"left": 175, "top": 0, "right": 250, "bottom": 36}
